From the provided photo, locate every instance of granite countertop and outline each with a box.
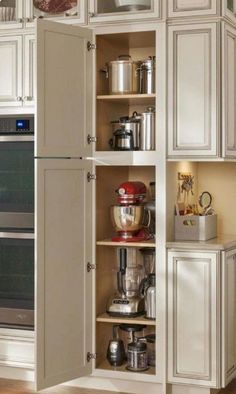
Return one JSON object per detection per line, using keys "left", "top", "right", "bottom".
{"left": 166, "top": 234, "right": 236, "bottom": 251}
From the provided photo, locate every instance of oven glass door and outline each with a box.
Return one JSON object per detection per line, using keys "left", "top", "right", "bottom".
{"left": 0, "top": 234, "right": 34, "bottom": 328}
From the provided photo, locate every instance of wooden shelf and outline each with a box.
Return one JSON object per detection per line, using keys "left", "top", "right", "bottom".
{"left": 96, "top": 94, "right": 156, "bottom": 105}
{"left": 96, "top": 313, "right": 156, "bottom": 326}
{"left": 97, "top": 359, "right": 156, "bottom": 376}
{"left": 96, "top": 238, "right": 156, "bottom": 247}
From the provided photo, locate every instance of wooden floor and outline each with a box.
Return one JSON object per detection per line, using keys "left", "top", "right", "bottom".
{"left": 0, "top": 379, "right": 236, "bottom": 393}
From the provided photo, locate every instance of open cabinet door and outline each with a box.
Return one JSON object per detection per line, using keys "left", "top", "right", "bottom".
{"left": 36, "top": 159, "right": 93, "bottom": 390}
{"left": 36, "top": 19, "right": 94, "bottom": 158}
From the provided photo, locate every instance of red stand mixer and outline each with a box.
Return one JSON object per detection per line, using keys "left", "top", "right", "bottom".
{"left": 111, "top": 181, "right": 151, "bottom": 242}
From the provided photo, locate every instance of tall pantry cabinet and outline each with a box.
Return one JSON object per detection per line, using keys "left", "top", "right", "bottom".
{"left": 35, "top": 19, "right": 165, "bottom": 393}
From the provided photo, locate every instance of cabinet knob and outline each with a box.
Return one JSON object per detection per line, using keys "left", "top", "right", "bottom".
{"left": 24, "top": 96, "right": 33, "bottom": 101}
{"left": 16, "top": 96, "right": 23, "bottom": 102}
{"left": 17, "top": 18, "right": 23, "bottom": 23}
{"left": 89, "top": 12, "right": 96, "bottom": 17}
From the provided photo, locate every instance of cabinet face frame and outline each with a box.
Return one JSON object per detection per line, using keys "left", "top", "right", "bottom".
{"left": 0, "top": 35, "right": 23, "bottom": 107}
{"left": 168, "top": 250, "right": 220, "bottom": 387}
{"left": 167, "top": 22, "right": 219, "bottom": 158}
{"left": 221, "top": 248, "right": 236, "bottom": 387}
{"left": 222, "top": 22, "right": 236, "bottom": 158}
{"left": 168, "top": 0, "right": 218, "bottom": 18}
{"left": 88, "top": 0, "right": 160, "bottom": 24}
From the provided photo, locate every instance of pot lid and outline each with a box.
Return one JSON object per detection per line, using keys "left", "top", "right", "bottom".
{"left": 113, "top": 128, "right": 132, "bottom": 136}
{"left": 128, "top": 341, "right": 147, "bottom": 351}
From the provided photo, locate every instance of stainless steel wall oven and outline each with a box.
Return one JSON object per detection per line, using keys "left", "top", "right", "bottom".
{"left": 0, "top": 116, "right": 34, "bottom": 329}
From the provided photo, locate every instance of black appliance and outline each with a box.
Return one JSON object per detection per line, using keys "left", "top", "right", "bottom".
{"left": 0, "top": 116, "right": 34, "bottom": 329}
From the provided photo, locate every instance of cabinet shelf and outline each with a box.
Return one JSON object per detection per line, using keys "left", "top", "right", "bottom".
{"left": 97, "top": 359, "right": 156, "bottom": 376}
{"left": 97, "top": 239, "right": 156, "bottom": 247}
{"left": 96, "top": 94, "right": 156, "bottom": 105}
{"left": 96, "top": 313, "right": 156, "bottom": 326}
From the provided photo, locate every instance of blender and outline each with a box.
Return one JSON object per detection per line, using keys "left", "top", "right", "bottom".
{"left": 106, "top": 248, "right": 145, "bottom": 317}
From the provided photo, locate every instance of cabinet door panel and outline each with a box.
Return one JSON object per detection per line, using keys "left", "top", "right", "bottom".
{"left": 23, "top": 35, "right": 35, "bottom": 107}
{"left": 222, "top": 23, "right": 236, "bottom": 158}
{"left": 168, "top": 0, "right": 217, "bottom": 18}
{"left": 168, "top": 23, "right": 218, "bottom": 158}
{"left": 222, "top": 249, "right": 236, "bottom": 387}
{"left": 36, "top": 20, "right": 93, "bottom": 157}
{"left": 0, "top": 36, "right": 22, "bottom": 107}
{"left": 36, "top": 159, "right": 93, "bottom": 390}
{"left": 168, "top": 250, "right": 220, "bottom": 387}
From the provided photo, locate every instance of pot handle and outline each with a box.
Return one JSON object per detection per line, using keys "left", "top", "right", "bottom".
{"left": 143, "top": 208, "right": 151, "bottom": 229}
{"left": 100, "top": 67, "right": 109, "bottom": 78}
{"left": 117, "top": 55, "right": 132, "bottom": 60}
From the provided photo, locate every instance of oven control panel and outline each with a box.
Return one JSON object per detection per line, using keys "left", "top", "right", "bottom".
{"left": 0, "top": 116, "right": 34, "bottom": 134}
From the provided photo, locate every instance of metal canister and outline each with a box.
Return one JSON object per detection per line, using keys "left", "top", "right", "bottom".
{"left": 140, "top": 56, "right": 156, "bottom": 94}
{"left": 105, "top": 55, "right": 141, "bottom": 94}
{"left": 127, "top": 341, "right": 149, "bottom": 372}
{"left": 145, "top": 273, "right": 156, "bottom": 320}
{"left": 140, "top": 106, "right": 155, "bottom": 151}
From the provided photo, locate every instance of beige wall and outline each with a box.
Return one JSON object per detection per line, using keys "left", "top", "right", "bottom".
{"left": 167, "top": 162, "right": 236, "bottom": 240}
{"left": 198, "top": 163, "right": 236, "bottom": 236}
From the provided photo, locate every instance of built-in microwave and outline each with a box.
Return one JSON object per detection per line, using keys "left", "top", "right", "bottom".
{"left": 0, "top": 116, "right": 34, "bottom": 329}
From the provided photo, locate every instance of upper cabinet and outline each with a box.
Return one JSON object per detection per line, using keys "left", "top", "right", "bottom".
{"left": 168, "top": 21, "right": 236, "bottom": 159}
{"left": 25, "top": 0, "right": 86, "bottom": 26}
{"left": 0, "top": 0, "right": 23, "bottom": 30}
{"left": 223, "top": 0, "right": 236, "bottom": 24}
{"left": 168, "top": 22, "right": 218, "bottom": 158}
{"left": 36, "top": 20, "right": 93, "bottom": 158}
{"left": 222, "top": 23, "right": 236, "bottom": 158}
{"left": 168, "top": 0, "right": 218, "bottom": 18}
{"left": 88, "top": 0, "right": 160, "bottom": 23}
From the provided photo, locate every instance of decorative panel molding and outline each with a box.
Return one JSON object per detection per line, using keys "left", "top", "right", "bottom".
{"left": 168, "top": 251, "right": 220, "bottom": 387}
{"left": 168, "top": 0, "right": 217, "bottom": 17}
{"left": 168, "top": 23, "right": 218, "bottom": 157}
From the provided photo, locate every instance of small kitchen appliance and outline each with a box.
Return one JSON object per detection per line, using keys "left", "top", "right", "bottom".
{"left": 119, "top": 323, "right": 146, "bottom": 355}
{"left": 111, "top": 181, "right": 151, "bottom": 242}
{"left": 109, "top": 126, "right": 134, "bottom": 151}
{"left": 107, "top": 325, "right": 126, "bottom": 366}
{"left": 106, "top": 248, "right": 145, "bottom": 317}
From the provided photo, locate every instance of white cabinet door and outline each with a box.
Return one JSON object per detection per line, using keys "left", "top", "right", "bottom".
{"left": 222, "top": 248, "right": 236, "bottom": 387}
{"left": 222, "top": 23, "right": 236, "bottom": 158}
{"left": 23, "top": 34, "right": 35, "bottom": 107}
{"left": 168, "top": 250, "right": 220, "bottom": 387}
{"left": 36, "top": 158, "right": 93, "bottom": 390}
{"left": 168, "top": 23, "right": 218, "bottom": 158}
{"left": 36, "top": 20, "right": 94, "bottom": 158}
{"left": 88, "top": 0, "right": 160, "bottom": 23}
{"left": 0, "top": 36, "right": 23, "bottom": 107}
{"left": 168, "top": 0, "right": 218, "bottom": 18}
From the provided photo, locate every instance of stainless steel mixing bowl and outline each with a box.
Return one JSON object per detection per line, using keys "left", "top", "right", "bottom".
{"left": 111, "top": 205, "right": 146, "bottom": 236}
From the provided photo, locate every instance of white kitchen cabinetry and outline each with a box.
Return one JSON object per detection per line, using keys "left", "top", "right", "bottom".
{"left": 222, "top": 248, "right": 236, "bottom": 387}
{"left": 88, "top": 0, "right": 160, "bottom": 24}
{"left": 168, "top": 250, "right": 220, "bottom": 387}
{"left": 0, "top": 0, "right": 23, "bottom": 30}
{"left": 25, "top": 0, "right": 86, "bottom": 26}
{"left": 0, "top": 33, "right": 36, "bottom": 110}
{"left": 0, "top": 35, "right": 22, "bottom": 107}
{"left": 23, "top": 34, "right": 35, "bottom": 107}
{"left": 168, "top": 0, "right": 218, "bottom": 18}
{"left": 168, "top": 23, "right": 218, "bottom": 158}
{"left": 36, "top": 20, "right": 93, "bottom": 158}
{"left": 222, "top": 23, "right": 236, "bottom": 158}
{"left": 36, "top": 158, "right": 93, "bottom": 389}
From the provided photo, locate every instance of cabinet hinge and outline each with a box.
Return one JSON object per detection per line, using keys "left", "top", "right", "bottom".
{"left": 87, "top": 41, "right": 96, "bottom": 51}
{"left": 87, "top": 134, "right": 97, "bottom": 144}
{"left": 87, "top": 262, "right": 96, "bottom": 272}
{"left": 87, "top": 352, "right": 97, "bottom": 362}
{"left": 87, "top": 172, "right": 97, "bottom": 182}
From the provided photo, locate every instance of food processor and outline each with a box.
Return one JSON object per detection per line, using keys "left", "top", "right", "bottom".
{"left": 106, "top": 248, "right": 145, "bottom": 317}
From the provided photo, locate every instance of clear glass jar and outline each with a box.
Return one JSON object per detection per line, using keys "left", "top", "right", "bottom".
{"left": 127, "top": 341, "right": 149, "bottom": 372}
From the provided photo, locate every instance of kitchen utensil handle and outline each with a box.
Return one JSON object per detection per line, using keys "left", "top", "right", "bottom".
{"left": 120, "top": 248, "right": 127, "bottom": 273}
{"left": 112, "top": 325, "right": 120, "bottom": 340}
{"left": 100, "top": 67, "right": 108, "bottom": 78}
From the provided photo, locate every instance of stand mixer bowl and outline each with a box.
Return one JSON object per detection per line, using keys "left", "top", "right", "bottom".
{"left": 111, "top": 205, "right": 145, "bottom": 238}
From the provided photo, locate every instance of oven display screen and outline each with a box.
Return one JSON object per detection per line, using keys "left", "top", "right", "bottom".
{"left": 16, "top": 119, "right": 30, "bottom": 131}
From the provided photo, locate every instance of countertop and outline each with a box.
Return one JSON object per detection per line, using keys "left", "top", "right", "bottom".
{"left": 166, "top": 234, "right": 236, "bottom": 251}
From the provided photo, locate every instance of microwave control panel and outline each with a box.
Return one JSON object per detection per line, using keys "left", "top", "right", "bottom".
{"left": 0, "top": 116, "right": 34, "bottom": 134}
